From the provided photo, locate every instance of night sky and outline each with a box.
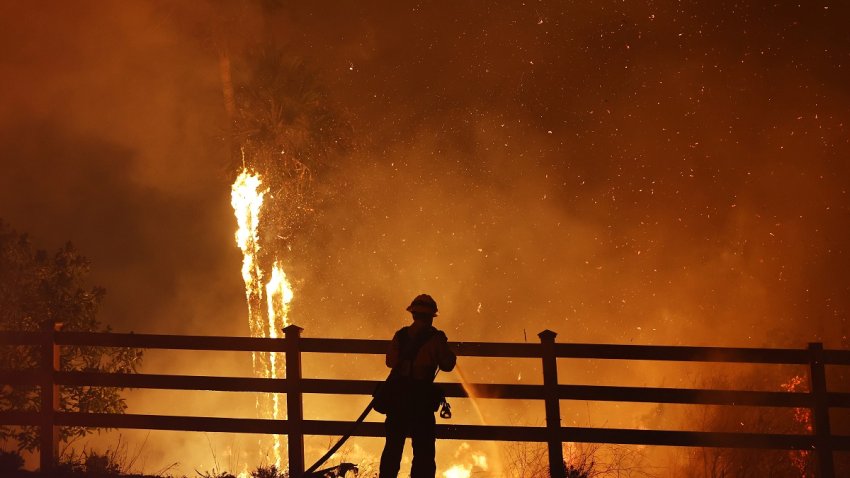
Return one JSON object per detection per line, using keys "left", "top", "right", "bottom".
{"left": 2, "top": 1, "right": 850, "bottom": 472}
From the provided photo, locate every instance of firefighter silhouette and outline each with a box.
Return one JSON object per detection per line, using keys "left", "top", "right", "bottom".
{"left": 379, "top": 294, "right": 457, "bottom": 478}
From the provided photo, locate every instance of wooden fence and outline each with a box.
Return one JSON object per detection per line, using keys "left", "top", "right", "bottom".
{"left": 2, "top": 322, "right": 850, "bottom": 477}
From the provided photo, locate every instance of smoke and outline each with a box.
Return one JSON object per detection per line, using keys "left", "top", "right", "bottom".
{"left": 0, "top": 1, "right": 244, "bottom": 336}
{"left": 2, "top": 0, "right": 850, "bottom": 474}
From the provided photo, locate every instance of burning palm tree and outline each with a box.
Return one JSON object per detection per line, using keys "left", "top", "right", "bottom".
{"left": 223, "top": 44, "right": 349, "bottom": 471}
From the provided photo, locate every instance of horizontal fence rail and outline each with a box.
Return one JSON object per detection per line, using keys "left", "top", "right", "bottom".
{"left": 5, "top": 330, "right": 839, "bottom": 361}
{"left": 2, "top": 325, "right": 850, "bottom": 477}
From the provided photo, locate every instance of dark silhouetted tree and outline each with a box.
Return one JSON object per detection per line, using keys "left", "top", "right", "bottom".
{"left": 504, "top": 441, "right": 655, "bottom": 478}
{"left": 0, "top": 221, "right": 142, "bottom": 453}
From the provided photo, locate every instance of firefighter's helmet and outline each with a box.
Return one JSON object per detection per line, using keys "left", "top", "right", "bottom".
{"left": 406, "top": 294, "right": 438, "bottom": 317}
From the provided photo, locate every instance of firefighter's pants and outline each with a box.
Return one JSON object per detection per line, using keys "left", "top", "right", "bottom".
{"left": 379, "top": 408, "right": 436, "bottom": 478}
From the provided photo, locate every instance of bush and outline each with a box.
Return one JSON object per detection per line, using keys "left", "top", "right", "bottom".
{"left": 0, "top": 449, "right": 24, "bottom": 471}
{"left": 0, "top": 222, "right": 143, "bottom": 453}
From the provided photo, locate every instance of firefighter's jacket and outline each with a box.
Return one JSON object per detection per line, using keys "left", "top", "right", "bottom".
{"left": 386, "top": 321, "right": 456, "bottom": 381}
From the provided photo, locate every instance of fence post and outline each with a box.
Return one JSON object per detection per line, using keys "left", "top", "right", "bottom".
{"left": 39, "top": 320, "right": 62, "bottom": 473}
{"left": 284, "top": 325, "right": 305, "bottom": 477}
{"left": 808, "top": 342, "right": 835, "bottom": 478}
{"left": 539, "top": 330, "right": 565, "bottom": 478}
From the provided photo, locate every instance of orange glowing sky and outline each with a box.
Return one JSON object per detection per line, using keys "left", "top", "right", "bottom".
{"left": 2, "top": 1, "right": 848, "bottom": 349}
{"left": 2, "top": 1, "right": 850, "bottom": 475}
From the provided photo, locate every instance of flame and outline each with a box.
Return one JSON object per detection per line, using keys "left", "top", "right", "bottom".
{"left": 443, "top": 464, "right": 472, "bottom": 478}
{"left": 266, "top": 261, "right": 294, "bottom": 335}
{"left": 231, "top": 168, "right": 265, "bottom": 320}
{"left": 231, "top": 168, "right": 293, "bottom": 470}
{"left": 443, "top": 442, "right": 488, "bottom": 478}
{"left": 265, "top": 261, "right": 293, "bottom": 464}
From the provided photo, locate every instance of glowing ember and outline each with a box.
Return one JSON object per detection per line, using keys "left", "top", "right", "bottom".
{"left": 231, "top": 168, "right": 293, "bottom": 469}
{"left": 781, "top": 375, "right": 812, "bottom": 476}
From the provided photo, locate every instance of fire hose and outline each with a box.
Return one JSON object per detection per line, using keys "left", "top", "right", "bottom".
{"left": 303, "top": 371, "right": 451, "bottom": 476}
{"left": 303, "top": 395, "right": 378, "bottom": 476}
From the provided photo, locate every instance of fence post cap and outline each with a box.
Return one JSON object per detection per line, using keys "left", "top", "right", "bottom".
{"left": 537, "top": 329, "right": 557, "bottom": 342}
{"left": 283, "top": 324, "right": 304, "bottom": 336}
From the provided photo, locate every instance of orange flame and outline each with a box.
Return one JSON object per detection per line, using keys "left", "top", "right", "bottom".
{"left": 231, "top": 168, "right": 293, "bottom": 469}
{"left": 265, "top": 261, "right": 293, "bottom": 463}
{"left": 443, "top": 442, "right": 489, "bottom": 478}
